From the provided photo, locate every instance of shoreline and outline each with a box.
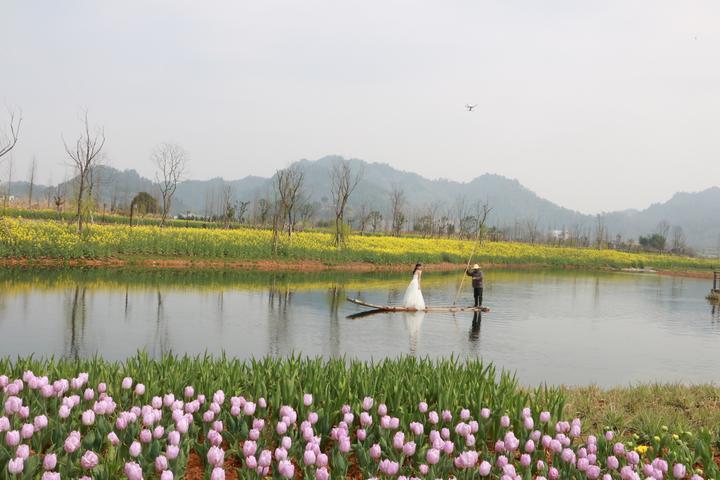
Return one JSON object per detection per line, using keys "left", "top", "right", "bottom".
{"left": 0, "top": 256, "right": 714, "bottom": 279}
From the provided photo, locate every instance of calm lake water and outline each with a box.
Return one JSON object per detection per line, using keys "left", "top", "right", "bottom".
{"left": 1, "top": 268, "right": 718, "bottom": 386}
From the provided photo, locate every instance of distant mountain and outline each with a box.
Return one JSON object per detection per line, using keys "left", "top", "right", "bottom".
{"left": 2, "top": 156, "right": 718, "bottom": 250}
{"left": 604, "top": 187, "right": 720, "bottom": 251}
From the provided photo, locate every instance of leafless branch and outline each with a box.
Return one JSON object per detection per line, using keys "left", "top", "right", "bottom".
{"left": 63, "top": 110, "right": 105, "bottom": 233}
{"left": 153, "top": 142, "right": 187, "bottom": 226}
{"left": 0, "top": 107, "right": 22, "bottom": 161}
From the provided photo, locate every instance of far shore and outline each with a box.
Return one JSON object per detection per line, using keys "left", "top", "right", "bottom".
{"left": 0, "top": 256, "right": 715, "bottom": 279}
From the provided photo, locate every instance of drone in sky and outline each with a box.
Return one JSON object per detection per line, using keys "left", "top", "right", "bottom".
{"left": 465, "top": 104, "right": 477, "bottom": 112}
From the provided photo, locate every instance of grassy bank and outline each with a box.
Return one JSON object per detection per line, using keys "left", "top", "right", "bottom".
{"left": 1, "top": 217, "right": 717, "bottom": 272}
{"left": 0, "top": 354, "right": 718, "bottom": 478}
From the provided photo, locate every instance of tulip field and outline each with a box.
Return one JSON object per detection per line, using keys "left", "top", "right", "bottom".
{"left": 1, "top": 217, "right": 717, "bottom": 272}
{"left": 1, "top": 355, "right": 718, "bottom": 479}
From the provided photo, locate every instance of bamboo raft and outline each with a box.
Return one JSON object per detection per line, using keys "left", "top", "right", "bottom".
{"left": 347, "top": 298, "right": 490, "bottom": 313}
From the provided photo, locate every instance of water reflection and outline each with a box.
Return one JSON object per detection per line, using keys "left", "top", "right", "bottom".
{"left": 0, "top": 267, "right": 719, "bottom": 386}
{"left": 469, "top": 310, "right": 482, "bottom": 342}
{"left": 403, "top": 312, "right": 425, "bottom": 355}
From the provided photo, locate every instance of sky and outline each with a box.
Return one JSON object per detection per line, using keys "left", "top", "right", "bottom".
{"left": 1, "top": 0, "right": 719, "bottom": 214}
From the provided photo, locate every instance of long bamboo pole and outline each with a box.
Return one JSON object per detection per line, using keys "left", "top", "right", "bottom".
{"left": 453, "top": 222, "right": 483, "bottom": 306}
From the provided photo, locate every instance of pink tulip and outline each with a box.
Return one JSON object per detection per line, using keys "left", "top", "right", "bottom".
{"left": 129, "top": 441, "right": 142, "bottom": 457}
{"left": 82, "top": 410, "right": 95, "bottom": 426}
{"left": 43, "top": 453, "right": 57, "bottom": 470}
{"left": 369, "top": 443, "right": 382, "bottom": 459}
{"left": 243, "top": 402, "right": 256, "bottom": 416}
{"left": 441, "top": 410, "right": 452, "bottom": 422}
{"left": 479, "top": 460, "right": 492, "bottom": 476}
{"left": 168, "top": 430, "right": 180, "bottom": 446}
{"left": 121, "top": 377, "right": 133, "bottom": 390}
{"left": 211, "top": 467, "right": 225, "bottom": 480}
{"left": 673, "top": 464, "right": 687, "bottom": 479}
{"left": 16, "top": 444, "right": 30, "bottom": 459}
{"left": 8, "top": 457, "right": 23, "bottom": 474}
{"left": 124, "top": 461, "right": 144, "bottom": 480}
{"left": 80, "top": 450, "right": 99, "bottom": 469}
{"left": 393, "top": 431, "right": 405, "bottom": 449}
{"left": 166, "top": 445, "right": 180, "bottom": 460}
{"left": 426, "top": 447, "right": 440, "bottom": 465}
{"left": 303, "top": 449, "right": 316, "bottom": 465}
{"left": 160, "top": 471, "right": 174, "bottom": 480}
{"left": 155, "top": 455, "right": 169, "bottom": 472}
{"left": 410, "top": 421, "right": 424, "bottom": 436}
{"left": 207, "top": 446, "right": 225, "bottom": 467}
{"left": 20, "top": 423, "right": 34, "bottom": 439}
{"left": 278, "top": 459, "right": 294, "bottom": 478}
{"left": 339, "top": 436, "right": 351, "bottom": 452}
{"left": 64, "top": 432, "right": 81, "bottom": 453}
{"left": 33, "top": 415, "right": 48, "bottom": 430}
{"left": 303, "top": 394, "right": 313, "bottom": 406}
{"left": 315, "top": 466, "right": 329, "bottom": 480}
{"left": 379, "top": 459, "right": 399, "bottom": 475}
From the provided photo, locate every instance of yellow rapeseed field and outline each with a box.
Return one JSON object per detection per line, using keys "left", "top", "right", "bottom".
{"left": 0, "top": 217, "right": 716, "bottom": 271}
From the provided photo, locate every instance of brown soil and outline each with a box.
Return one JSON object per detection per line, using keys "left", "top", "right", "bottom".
{"left": 185, "top": 450, "right": 241, "bottom": 480}
{"left": 0, "top": 257, "right": 713, "bottom": 279}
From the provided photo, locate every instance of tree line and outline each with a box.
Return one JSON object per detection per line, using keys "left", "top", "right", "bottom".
{"left": 0, "top": 107, "right": 703, "bottom": 256}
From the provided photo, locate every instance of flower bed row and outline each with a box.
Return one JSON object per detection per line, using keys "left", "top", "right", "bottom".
{"left": 0, "top": 355, "right": 718, "bottom": 479}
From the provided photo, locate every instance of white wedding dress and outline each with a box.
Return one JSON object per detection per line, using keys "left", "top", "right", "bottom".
{"left": 402, "top": 272, "right": 426, "bottom": 310}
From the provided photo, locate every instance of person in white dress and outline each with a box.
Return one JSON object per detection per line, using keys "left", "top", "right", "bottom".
{"left": 402, "top": 263, "right": 426, "bottom": 310}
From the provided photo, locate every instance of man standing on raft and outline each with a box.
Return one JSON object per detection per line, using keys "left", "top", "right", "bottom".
{"left": 466, "top": 264, "right": 484, "bottom": 307}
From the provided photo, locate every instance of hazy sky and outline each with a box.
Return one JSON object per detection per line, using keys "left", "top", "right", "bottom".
{"left": 2, "top": 1, "right": 719, "bottom": 214}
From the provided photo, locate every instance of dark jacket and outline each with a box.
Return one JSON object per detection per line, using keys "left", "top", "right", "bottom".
{"left": 466, "top": 269, "right": 484, "bottom": 288}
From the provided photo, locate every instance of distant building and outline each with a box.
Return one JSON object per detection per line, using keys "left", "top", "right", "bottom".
{"left": 550, "top": 229, "right": 570, "bottom": 241}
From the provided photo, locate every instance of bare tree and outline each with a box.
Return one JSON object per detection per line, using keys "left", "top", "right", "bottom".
{"left": 453, "top": 195, "right": 469, "bottom": 236}
{"left": 670, "top": 225, "right": 686, "bottom": 253}
{"left": 656, "top": 221, "right": 670, "bottom": 244}
{"left": 3, "top": 158, "right": 14, "bottom": 209}
{"left": 594, "top": 214, "right": 608, "bottom": 249}
{"left": 254, "top": 197, "right": 271, "bottom": 225}
{"left": 63, "top": 111, "right": 106, "bottom": 234}
{"left": 523, "top": 218, "right": 540, "bottom": 244}
{"left": 298, "top": 202, "right": 316, "bottom": 228}
{"left": 275, "top": 166, "right": 304, "bottom": 237}
{"left": 45, "top": 174, "right": 53, "bottom": 209}
{"left": 27, "top": 156, "right": 37, "bottom": 208}
{"left": 330, "top": 160, "right": 363, "bottom": 246}
{"left": 221, "top": 185, "right": 235, "bottom": 228}
{"left": 153, "top": 142, "right": 187, "bottom": 226}
{"left": 53, "top": 180, "right": 66, "bottom": 218}
{"left": 0, "top": 108, "right": 22, "bottom": 162}
{"left": 369, "top": 210, "right": 383, "bottom": 233}
{"left": 356, "top": 201, "right": 372, "bottom": 235}
{"left": 237, "top": 201, "right": 250, "bottom": 223}
{"left": 389, "top": 186, "right": 406, "bottom": 236}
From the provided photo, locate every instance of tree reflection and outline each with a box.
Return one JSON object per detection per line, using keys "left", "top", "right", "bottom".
{"left": 64, "top": 284, "right": 87, "bottom": 360}
{"left": 327, "top": 285, "right": 343, "bottom": 357}
{"left": 267, "top": 278, "right": 293, "bottom": 355}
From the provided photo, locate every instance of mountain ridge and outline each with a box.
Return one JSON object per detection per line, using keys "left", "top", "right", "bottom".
{"left": 2, "top": 156, "right": 718, "bottom": 250}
